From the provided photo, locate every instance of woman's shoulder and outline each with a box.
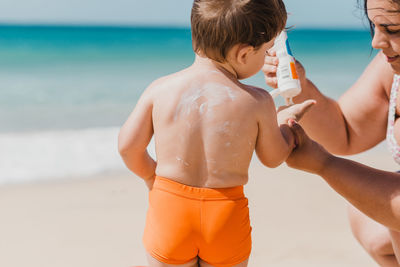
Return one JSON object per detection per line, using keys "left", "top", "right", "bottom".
{"left": 346, "top": 52, "right": 394, "bottom": 102}
{"left": 368, "top": 52, "right": 394, "bottom": 96}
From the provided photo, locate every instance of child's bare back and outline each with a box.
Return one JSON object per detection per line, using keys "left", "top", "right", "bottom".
{"left": 144, "top": 56, "right": 293, "bottom": 188}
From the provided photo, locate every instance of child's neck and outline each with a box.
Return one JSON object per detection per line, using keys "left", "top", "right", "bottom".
{"left": 194, "top": 55, "right": 238, "bottom": 80}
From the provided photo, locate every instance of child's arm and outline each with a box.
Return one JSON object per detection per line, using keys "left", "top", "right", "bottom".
{"left": 255, "top": 92, "right": 295, "bottom": 168}
{"left": 118, "top": 85, "right": 156, "bottom": 188}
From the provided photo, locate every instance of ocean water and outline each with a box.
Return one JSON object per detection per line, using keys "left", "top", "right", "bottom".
{"left": 0, "top": 25, "right": 376, "bottom": 185}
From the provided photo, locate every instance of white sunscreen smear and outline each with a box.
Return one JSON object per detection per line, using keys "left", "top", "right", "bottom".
{"left": 174, "top": 82, "right": 237, "bottom": 120}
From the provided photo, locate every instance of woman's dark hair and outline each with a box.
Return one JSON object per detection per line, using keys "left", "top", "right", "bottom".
{"left": 359, "top": 0, "right": 400, "bottom": 37}
{"left": 359, "top": 0, "right": 373, "bottom": 37}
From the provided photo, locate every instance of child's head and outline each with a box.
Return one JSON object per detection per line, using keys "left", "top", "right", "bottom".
{"left": 191, "top": 0, "right": 287, "bottom": 65}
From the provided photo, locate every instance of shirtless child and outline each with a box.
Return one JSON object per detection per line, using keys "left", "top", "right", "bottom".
{"left": 118, "top": 0, "right": 312, "bottom": 266}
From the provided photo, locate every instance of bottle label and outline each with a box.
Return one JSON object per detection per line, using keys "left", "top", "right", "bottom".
{"left": 290, "top": 61, "right": 299, "bottom": 79}
{"left": 277, "top": 64, "right": 290, "bottom": 80}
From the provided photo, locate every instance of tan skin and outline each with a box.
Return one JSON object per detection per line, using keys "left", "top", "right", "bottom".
{"left": 118, "top": 38, "right": 314, "bottom": 267}
{"left": 263, "top": 0, "right": 400, "bottom": 266}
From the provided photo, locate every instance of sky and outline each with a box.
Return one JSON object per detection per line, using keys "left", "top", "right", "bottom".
{"left": 0, "top": 0, "right": 367, "bottom": 29}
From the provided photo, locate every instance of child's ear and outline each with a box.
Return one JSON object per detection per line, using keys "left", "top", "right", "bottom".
{"left": 236, "top": 44, "right": 254, "bottom": 65}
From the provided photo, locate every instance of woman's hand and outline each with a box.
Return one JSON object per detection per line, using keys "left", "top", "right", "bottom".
{"left": 263, "top": 49, "right": 307, "bottom": 88}
{"left": 263, "top": 49, "right": 279, "bottom": 88}
{"left": 277, "top": 99, "right": 316, "bottom": 125}
{"left": 286, "top": 121, "right": 332, "bottom": 174}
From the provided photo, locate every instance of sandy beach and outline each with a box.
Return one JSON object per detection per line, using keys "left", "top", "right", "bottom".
{"left": 0, "top": 25, "right": 380, "bottom": 267}
{"left": 0, "top": 144, "right": 396, "bottom": 267}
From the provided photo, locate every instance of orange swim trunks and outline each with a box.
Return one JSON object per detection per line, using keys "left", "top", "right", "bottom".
{"left": 143, "top": 176, "right": 252, "bottom": 267}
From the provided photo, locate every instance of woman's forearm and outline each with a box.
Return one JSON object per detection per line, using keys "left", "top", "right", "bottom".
{"left": 293, "top": 79, "right": 350, "bottom": 154}
{"left": 317, "top": 155, "right": 400, "bottom": 231}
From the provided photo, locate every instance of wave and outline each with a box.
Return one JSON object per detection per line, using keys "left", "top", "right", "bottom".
{"left": 0, "top": 127, "right": 156, "bottom": 185}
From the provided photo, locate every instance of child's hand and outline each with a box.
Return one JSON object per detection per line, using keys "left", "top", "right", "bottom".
{"left": 277, "top": 99, "right": 316, "bottom": 125}
{"left": 286, "top": 121, "right": 332, "bottom": 174}
{"left": 144, "top": 175, "right": 156, "bottom": 190}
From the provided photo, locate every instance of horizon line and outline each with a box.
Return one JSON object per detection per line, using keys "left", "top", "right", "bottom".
{"left": 0, "top": 22, "right": 369, "bottom": 31}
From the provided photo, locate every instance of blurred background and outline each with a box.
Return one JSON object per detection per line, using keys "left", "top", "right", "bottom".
{"left": 0, "top": 0, "right": 376, "bottom": 184}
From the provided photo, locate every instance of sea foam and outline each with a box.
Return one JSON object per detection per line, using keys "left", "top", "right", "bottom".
{"left": 0, "top": 127, "right": 156, "bottom": 185}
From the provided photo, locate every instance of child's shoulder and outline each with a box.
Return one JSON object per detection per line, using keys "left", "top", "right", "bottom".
{"left": 145, "top": 74, "right": 171, "bottom": 92}
{"left": 140, "top": 75, "right": 177, "bottom": 103}
{"left": 238, "top": 84, "right": 278, "bottom": 118}
{"left": 241, "top": 84, "right": 274, "bottom": 105}
{"left": 145, "top": 69, "right": 189, "bottom": 94}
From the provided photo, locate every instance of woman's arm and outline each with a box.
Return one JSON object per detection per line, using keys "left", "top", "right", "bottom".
{"left": 264, "top": 52, "right": 393, "bottom": 155}
{"left": 335, "top": 52, "right": 392, "bottom": 154}
{"left": 287, "top": 122, "right": 400, "bottom": 231}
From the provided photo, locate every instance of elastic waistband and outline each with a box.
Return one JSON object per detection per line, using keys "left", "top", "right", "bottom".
{"left": 153, "top": 176, "right": 245, "bottom": 200}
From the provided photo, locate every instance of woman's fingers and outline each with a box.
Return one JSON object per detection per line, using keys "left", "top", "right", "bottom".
{"left": 264, "top": 54, "right": 279, "bottom": 68}
{"left": 262, "top": 63, "right": 277, "bottom": 76}
{"left": 264, "top": 49, "right": 279, "bottom": 88}
{"left": 266, "top": 48, "right": 277, "bottom": 57}
{"left": 289, "top": 121, "right": 307, "bottom": 147}
{"left": 265, "top": 76, "right": 278, "bottom": 88}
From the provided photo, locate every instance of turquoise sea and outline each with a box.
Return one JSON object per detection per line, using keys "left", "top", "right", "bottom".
{"left": 0, "top": 25, "right": 376, "bottom": 184}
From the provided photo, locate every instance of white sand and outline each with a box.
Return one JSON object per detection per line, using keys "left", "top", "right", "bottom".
{"left": 0, "top": 145, "right": 396, "bottom": 267}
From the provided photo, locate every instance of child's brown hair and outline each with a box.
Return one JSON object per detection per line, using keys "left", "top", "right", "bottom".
{"left": 191, "top": 0, "right": 287, "bottom": 62}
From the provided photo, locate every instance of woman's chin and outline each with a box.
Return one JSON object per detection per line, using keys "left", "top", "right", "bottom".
{"left": 390, "top": 64, "right": 400, "bottom": 75}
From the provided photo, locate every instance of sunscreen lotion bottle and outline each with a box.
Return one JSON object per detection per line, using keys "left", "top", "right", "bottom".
{"left": 270, "top": 31, "right": 301, "bottom": 105}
